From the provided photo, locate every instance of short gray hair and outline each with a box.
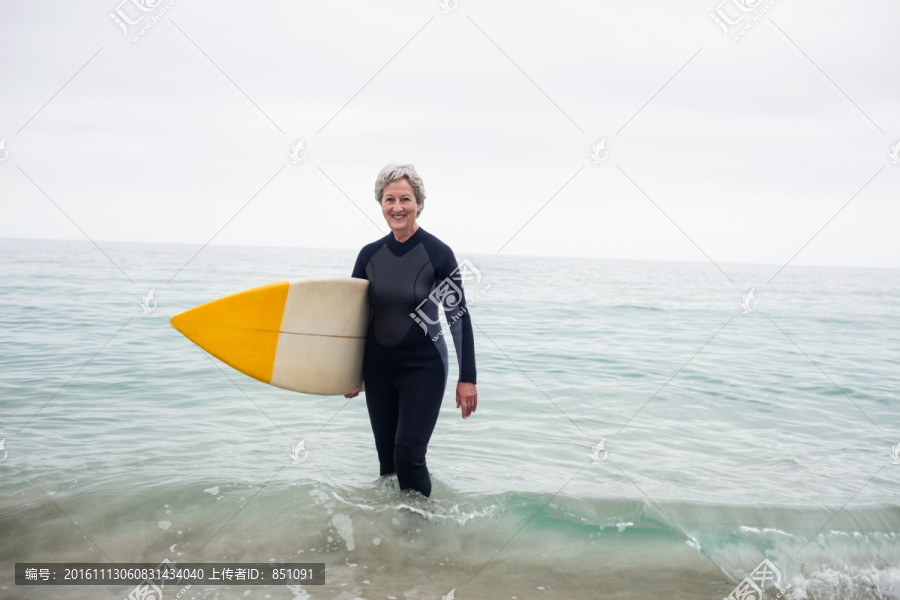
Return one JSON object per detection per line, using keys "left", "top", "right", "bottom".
{"left": 374, "top": 163, "right": 426, "bottom": 216}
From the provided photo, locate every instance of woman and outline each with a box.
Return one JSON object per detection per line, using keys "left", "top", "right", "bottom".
{"left": 344, "top": 163, "right": 478, "bottom": 498}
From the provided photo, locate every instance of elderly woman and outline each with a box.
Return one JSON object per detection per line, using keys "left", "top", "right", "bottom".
{"left": 344, "top": 164, "right": 478, "bottom": 497}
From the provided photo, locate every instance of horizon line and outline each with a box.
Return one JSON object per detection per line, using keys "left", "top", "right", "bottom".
{"left": 0, "top": 235, "right": 897, "bottom": 273}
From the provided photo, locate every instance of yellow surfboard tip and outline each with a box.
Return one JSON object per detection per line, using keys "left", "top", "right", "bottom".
{"left": 169, "top": 281, "right": 291, "bottom": 385}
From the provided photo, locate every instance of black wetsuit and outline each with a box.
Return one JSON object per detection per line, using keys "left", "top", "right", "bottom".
{"left": 351, "top": 227, "right": 477, "bottom": 497}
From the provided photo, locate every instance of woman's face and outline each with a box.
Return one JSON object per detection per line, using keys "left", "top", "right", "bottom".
{"left": 381, "top": 178, "right": 419, "bottom": 237}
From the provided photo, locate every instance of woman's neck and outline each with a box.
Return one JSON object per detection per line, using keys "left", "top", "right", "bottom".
{"left": 392, "top": 222, "right": 419, "bottom": 243}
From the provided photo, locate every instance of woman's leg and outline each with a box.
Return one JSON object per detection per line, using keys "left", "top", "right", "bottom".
{"left": 393, "top": 361, "right": 448, "bottom": 497}
{"left": 364, "top": 368, "right": 401, "bottom": 477}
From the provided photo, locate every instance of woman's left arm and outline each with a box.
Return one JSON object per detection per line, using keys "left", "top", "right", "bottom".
{"left": 440, "top": 253, "right": 478, "bottom": 419}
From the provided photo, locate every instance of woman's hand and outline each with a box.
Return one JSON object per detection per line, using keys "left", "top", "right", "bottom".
{"left": 456, "top": 382, "right": 477, "bottom": 419}
{"left": 344, "top": 388, "right": 360, "bottom": 398}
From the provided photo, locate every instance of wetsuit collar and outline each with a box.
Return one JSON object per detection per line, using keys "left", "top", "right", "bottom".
{"left": 386, "top": 226, "right": 424, "bottom": 256}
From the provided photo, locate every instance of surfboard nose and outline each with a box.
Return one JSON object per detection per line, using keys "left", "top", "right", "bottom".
{"left": 169, "top": 278, "right": 368, "bottom": 395}
{"left": 170, "top": 281, "right": 290, "bottom": 385}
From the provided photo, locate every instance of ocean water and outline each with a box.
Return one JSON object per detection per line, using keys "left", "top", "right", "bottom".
{"left": 1, "top": 237, "right": 898, "bottom": 600}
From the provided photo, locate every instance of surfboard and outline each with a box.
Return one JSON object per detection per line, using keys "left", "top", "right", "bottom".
{"left": 170, "top": 277, "right": 369, "bottom": 396}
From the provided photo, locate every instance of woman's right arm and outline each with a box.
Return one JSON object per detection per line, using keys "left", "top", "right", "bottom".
{"left": 345, "top": 248, "right": 368, "bottom": 398}
{"left": 351, "top": 249, "right": 368, "bottom": 280}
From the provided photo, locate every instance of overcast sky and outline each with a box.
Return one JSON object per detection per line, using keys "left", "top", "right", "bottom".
{"left": 1, "top": 0, "right": 898, "bottom": 269}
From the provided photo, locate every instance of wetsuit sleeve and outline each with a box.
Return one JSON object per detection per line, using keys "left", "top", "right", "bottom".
{"left": 436, "top": 248, "right": 477, "bottom": 385}
{"left": 351, "top": 248, "right": 368, "bottom": 280}
{"left": 350, "top": 247, "right": 371, "bottom": 393}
